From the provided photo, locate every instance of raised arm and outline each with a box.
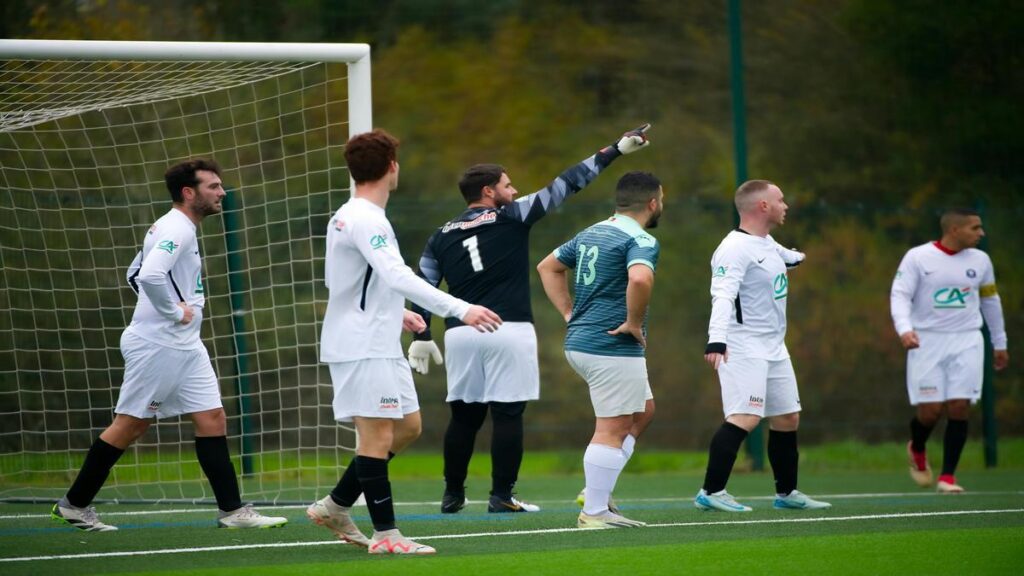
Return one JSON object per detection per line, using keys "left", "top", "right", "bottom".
{"left": 507, "top": 124, "right": 651, "bottom": 226}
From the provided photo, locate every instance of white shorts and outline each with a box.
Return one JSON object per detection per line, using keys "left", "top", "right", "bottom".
{"left": 444, "top": 322, "right": 540, "bottom": 403}
{"left": 565, "top": 350, "right": 653, "bottom": 418}
{"left": 718, "top": 356, "right": 801, "bottom": 418}
{"left": 328, "top": 358, "right": 419, "bottom": 422}
{"left": 114, "top": 330, "right": 222, "bottom": 419}
{"left": 907, "top": 330, "right": 984, "bottom": 405}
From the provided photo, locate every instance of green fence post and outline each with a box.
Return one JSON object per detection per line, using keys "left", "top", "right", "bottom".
{"left": 729, "top": 0, "right": 764, "bottom": 471}
{"left": 222, "top": 188, "right": 255, "bottom": 476}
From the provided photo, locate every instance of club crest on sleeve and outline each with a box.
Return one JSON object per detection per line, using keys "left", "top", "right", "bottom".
{"left": 157, "top": 240, "right": 179, "bottom": 254}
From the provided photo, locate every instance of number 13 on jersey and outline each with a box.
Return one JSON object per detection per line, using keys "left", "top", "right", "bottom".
{"left": 575, "top": 244, "right": 599, "bottom": 286}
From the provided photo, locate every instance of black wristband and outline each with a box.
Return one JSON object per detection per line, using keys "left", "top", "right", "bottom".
{"left": 413, "top": 329, "right": 432, "bottom": 342}
{"left": 705, "top": 342, "right": 727, "bottom": 354}
{"left": 594, "top": 143, "right": 622, "bottom": 168}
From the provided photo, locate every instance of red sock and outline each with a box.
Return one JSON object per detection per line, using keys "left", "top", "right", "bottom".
{"left": 937, "top": 474, "right": 956, "bottom": 484}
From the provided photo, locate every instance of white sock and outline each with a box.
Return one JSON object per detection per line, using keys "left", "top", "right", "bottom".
{"left": 621, "top": 434, "right": 637, "bottom": 461}
{"left": 582, "top": 443, "right": 627, "bottom": 515}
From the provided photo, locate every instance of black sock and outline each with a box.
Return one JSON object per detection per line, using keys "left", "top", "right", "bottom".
{"left": 490, "top": 401, "right": 525, "bottom": 498}
{"left": 768, "top": 430, "right": 799, "bottom": 496}
{"left": 444, "top": 401, "right": 487, "bottom": 493}
{"left": 65, "top": 437, "right": 125, "bottom": 508}
{"left": 195, "top": 436, "right": 242, "bottom": 512}
{"left": 910, "top": 417, "right": 934, "bottom": 453}
{"left": 941, "top": 419, "right": 968, "bottom": 476}
{"left": 702, "top": 422, "right": 749, "bottom": 493}
{"left": 330, "top": 455, "right": 361, "bottom": 507}
{"left": 357, "top": 455, "right": 395, "bottom": 532}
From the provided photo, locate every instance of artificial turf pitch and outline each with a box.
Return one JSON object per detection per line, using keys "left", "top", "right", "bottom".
{"left": 2, "top": 466, "right": 1022, "bottom": 575}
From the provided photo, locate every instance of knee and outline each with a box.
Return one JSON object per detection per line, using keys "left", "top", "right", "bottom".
{"left": 490, "top": 401, "right": 526, "bottom": 421}
{"left": 726, "top": 413, "right": 762, "bottom": 432}
{"left": 194, "top": 409, "right": 227, "bottom": 436}
{"left": 103, "top": 416, "right": 150, "bottom": 447}
{"left": 401, "top": 420, "right": 422, "bottom": 443}
{"left": 946, "top": 401, "right": 970, "bottom": 420}
{"left": 450, "top": 401, "right": 488, "bottom": 429}
{"left": 770, "top": 412, "right": 800, "bottom": 432}
{"left": 916, "top": 404, "right": 943, "bottom": 425}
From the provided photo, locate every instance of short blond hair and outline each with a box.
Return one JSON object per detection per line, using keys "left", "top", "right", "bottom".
{"left": 734, "top": 179, "right": 774, "bottom": 213}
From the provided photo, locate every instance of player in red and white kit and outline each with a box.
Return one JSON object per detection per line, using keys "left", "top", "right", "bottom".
{"left": 891, "top": 208, "right": 1009, "bottom": 493}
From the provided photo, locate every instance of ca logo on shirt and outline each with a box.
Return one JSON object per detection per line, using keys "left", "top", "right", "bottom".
{"left": 933, "top": 287, "right": 970, "bottom": 308}
{"left": 713, "top": 265, "right": 728, "bottom": 278}
{"left": 369, "top": 234, "right": 388, "bottom": 250}
{"left": 773, "top": 273, "right": 789, "bottom": 300}
{"left": 157, "top": 240, "right": 178, "bottom": 254}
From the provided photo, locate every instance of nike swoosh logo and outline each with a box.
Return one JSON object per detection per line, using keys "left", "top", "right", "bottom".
{"left": 757, "top": 257, "right": 766, "bottom": 264}
{"left": 373, "top": 497, "right": 391, "bottom": 504}
{"left": 923, "top": 270, "right": 933, "bottom": 275}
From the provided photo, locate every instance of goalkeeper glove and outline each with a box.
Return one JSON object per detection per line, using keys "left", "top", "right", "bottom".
{"left": 614, "top": 122, "right": 651, "bottom": 155}
{"left": 408, "top": 340, "right": 443, "bottom": 375}
{"left": 596, "top": 123, "right": 651, "bottom": 166}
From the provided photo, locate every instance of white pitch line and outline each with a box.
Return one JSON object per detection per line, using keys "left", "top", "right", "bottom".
{"left": 2, "top": 508, "right": 1022, "bottom": 563}
{"left": 2, "top": 489, "right": 1022, "bottom": 520}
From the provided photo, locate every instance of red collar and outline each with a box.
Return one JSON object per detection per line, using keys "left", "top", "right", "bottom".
{"left": 932, "top": 240, "right": 958, "bottom": 255}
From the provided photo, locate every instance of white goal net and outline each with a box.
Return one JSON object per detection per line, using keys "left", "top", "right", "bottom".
{"left": 0, "top": 40, "right": 372, "bottom": 504}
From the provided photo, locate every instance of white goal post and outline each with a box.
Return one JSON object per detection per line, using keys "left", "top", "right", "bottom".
{"left": 0, "top": 40, "right": 372, "bottom": 504}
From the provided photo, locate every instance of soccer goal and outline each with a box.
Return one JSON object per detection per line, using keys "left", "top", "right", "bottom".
{"left": 0, "top": 40, "right": 371, "bottom": 504}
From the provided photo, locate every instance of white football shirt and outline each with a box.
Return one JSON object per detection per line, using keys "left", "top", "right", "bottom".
{"left": 125, "top": 208, "right": 205, "bottom": 350}
{"left": 707, "top": 230, "right": 804, "bottom": 360}
{"left": 890, "top": 241, "right": 1007, "bottom": 349}
{"left": 320, "top": 197, "right": 471, "bottom": 363}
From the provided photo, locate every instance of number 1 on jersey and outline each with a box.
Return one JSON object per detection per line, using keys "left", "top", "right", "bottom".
{"left": 463, "top": 235, "right": 484, "bottom": 272}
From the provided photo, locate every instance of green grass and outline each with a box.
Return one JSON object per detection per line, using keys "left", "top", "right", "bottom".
{"left": 1, "top": 452, "right": 1023, "bottom": 575}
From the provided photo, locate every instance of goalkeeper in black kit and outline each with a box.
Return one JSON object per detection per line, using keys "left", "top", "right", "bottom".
{"left": 407, "top": 124, "right": 652, "bottom": 513}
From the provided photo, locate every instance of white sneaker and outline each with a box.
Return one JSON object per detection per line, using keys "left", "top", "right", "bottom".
{"left": 306, "top": 496, "right": 370, "bottom": 546}
{"left": 487, "top": 494, "right": 540, "bottom": 512}
{"left": 773, "top": 490, "right": 832, "bottom": 510}
{"left": 577, "top": 510, "right": 646, "bottom": 529}
{"left": 368, "top": 528, "right": 436, "bottom": 555}
{"left": 575, "top": 488, "right": 620, "bottom": 514}
{"left": 694, "top": 489, "right": 752, "bottom": 512}
{"left": 936, "top": 476, "right": 965, "bottom": 493}
{"left": 51, "top": 499, "right": 118, "bottom": 531}
{"left": 217, "top": 503, "right": 288, "bottom": 529}
{"left": 907, "top": 441, "right": 933, "bottom": 487}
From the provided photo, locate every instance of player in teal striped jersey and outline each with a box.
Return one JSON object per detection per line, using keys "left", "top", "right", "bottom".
{"left": 537, "top": 171, "right": 663, "bottom": 528}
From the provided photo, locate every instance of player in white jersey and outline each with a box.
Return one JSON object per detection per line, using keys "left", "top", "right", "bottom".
{"left": 695, "top": 180, "right": 830, "bottom": 513}
{"left": 538, "top": 171, "right": 664, "bottom": 529}
{"left": 891, "top": 208, "right": 1009, "bottom": 493}
{"left": 52, "top": 159, "right": 287, "bottom": 532}
{"left": 306, "top": 130, "right": 501, "bottom": 555}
